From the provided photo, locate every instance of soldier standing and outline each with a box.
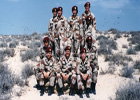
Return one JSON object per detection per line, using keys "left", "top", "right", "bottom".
{"left": 77, "top": 48, "right": 92, "bottom": 98}
{"left": 81, "top": 2, "right": 96, "bottom": 47}
{"left": 48, "top": 7, "right": 59, "bottom": 58}
{"left": 85, "top": 36, "right": 99, "bottom": 94}
{"left": 56, "top": 7, "right": 70, "bottom": 56}
{"left": 68, "top": 6, "right": 83, "bottom": 56}
{"left": 39, "top": 47, "right": 56, "bottom": 96}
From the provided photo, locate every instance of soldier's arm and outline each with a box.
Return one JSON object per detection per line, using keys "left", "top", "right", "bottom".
{"left": 86, "top": 58, "right": 92, "bottom": 75}
{"left": 40, "top": 48, "right": 45, "bottom": 59}
{"left": 48, "top": 19, "right": 53, "bottom": 32}
{"left": 39, "top": 59, "right": 45, "bottom": 71}
{"left": 91, "top": 13, "right": 96, "bottom": 30}
{"left": 76, "top": 58, "right": 81, "bottom": 74}
{"left": 79, "top": 18, "right": 83, "bottom": 34}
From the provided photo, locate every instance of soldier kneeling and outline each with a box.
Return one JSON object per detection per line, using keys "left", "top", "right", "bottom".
{"left": 86, "top": 36, "right": 99, "bottom": 95}
{"left": 77, "top": 48, "right": 92, "bottom": 98}
{"left": 34, "top": 36, "right": 50, "bottom": 89}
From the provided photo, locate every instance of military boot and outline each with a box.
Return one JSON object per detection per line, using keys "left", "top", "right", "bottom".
{"left": 78, "top": 89, "right": 83, "bottom": 98}
{"left": 40, "top": 86, "right": 45, "bottom": 96}
{"left": 69, "top": 88, "right": 74, "bottom": 96}
{"left": 58, "top": 88, "right": 64, "bottom": 96}
{"left": 92, "top": 83, "right": 96, "bottom": 95}
{"left": 86, "top": 88, "right": 90, "bottom": 98}
{"left": 48, "top": 86, "right": 54, "bottom": 96}
{"left": 90, "top": 82, "right": 96, "bottom": 94}
{"left": 90, "top": 82, "right": 93, "bottom": 93}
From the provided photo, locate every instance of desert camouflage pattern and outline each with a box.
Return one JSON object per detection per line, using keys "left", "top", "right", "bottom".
{"left": 68, "top": 15, "right": 83, "bottom": 54}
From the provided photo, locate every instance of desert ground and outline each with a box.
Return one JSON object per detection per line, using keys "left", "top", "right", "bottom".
{"left": 0, "top": 29, "right": 140, "bottom": 100}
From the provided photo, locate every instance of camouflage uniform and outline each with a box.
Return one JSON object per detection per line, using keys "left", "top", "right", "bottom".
{"left": 57, "top": 7, "right": 71, "bottom": 56}
{"left": 81, "top": 11, "right": 96, "bottom": 33}
{"left": 38, "top": 47, "right": 56, "bottom": 95}
{"left": 48, "top": 8, "right": 59, "bottom": 58}
{"left": 68, "top": 6, "right": 83, "bottom": 55}
{"left": 81, "top": 2, "right": 96, "bottom": 46}
{"left": 77, "top": 48, "right": 92, "bottom": 98}
{"left": 56, "top": 46, "right": 77, "bottom": 96}
{"left": 85, "top": 36, "right": 99, "bottom": 94}
{"left": 34, "top": 37, "right": 50, "bottom": 89}
{"left": 86, "top": 43, "right": 98, "bottom": 83}
{"left": 77, "top": 57, "right": 92, "bottom": 89}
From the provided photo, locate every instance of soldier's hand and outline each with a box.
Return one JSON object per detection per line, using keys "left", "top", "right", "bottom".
{"left": 93, "top": 26, "right": 96, "bottom": 31}
{"left": 82, "top": 74, "right": 88, "bottom": 81}
{"left": 43, "top": 72, "right": 50, "bottom": 78}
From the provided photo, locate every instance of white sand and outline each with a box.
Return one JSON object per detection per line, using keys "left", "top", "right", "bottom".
{"left": 1, "top": 33, "right": 139, "bottom": 100}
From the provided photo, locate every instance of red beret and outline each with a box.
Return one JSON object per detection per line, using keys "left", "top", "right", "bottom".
{"left": 72, "top": 6, "right": 78, "bottom": 12}
{"left": 57, "top": 7, "right": 63, "bottom": 11}
{"left": 84, "top": 2, "right": 90, "bottom": 7}
{"left": 46, "top": 47, "right": 52, "bottom": 53}
{"left": 80, "top": 48, "right": 86, "bottom": 54}
{"left": 65, "top": 46, "right": 71, "bottom": 51}
{"left": 43, "top": 37, "right": 49, "bottom": 43}
{"left": 52, "top": 7, "right": 57, "bottom": 12}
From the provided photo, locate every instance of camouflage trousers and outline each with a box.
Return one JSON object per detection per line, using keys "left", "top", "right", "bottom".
{"left": 56, "top": 71, "right": 77, "bottom": 89}
{"left": 92, "top": 68, "right": 98, "bottom": 83}
{"left": 38, "top": 71, "right": 56, "bottom": 87}
{"left": 77, "top": 73, "right": 92, "bottom": 90}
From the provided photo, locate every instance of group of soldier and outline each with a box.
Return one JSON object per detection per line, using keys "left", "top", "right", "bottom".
{"left": 34, "top": 2, "right": 99, "bottom": 98}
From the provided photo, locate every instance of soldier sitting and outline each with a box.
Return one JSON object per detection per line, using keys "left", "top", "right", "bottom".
{"left": 56, "top": 46, "right": 77, "bottom": 96}
{"left": 77, "top": 48, "right": 92, "bottom": 98}
{"left": 38, "top": 47, "right": 56, "bottom": 96}
{"left": 85, "top": 36, "right": 99, "bottom": 94}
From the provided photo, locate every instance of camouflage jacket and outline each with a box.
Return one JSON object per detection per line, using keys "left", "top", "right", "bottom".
{"left": 56, "top": 16, "right": 68, "bottom": 40}
{"left": 40, "top": 46, "right": 48, "bottom": 59}
{"left": 85, "top": 24, "right": 96, "bottom": 40}
{"left": 40, "top": 56, "right": 56, "bottom": 71}
{"left": 77, "top": 56, "right": 91, "bottom": 75}
{"left": 68, "top": 15, "right": 83, "bottom": 40}
{"left": 86, "top": 46, "right": 99, "bottom": 70}
{"left": 48, "top": 16, "right": 58, "bottom": 40}
{"left": 81, "top": 11, "right": 96, "bottom": 30}
{"left": 57, "top": 55, "right": 75, "bottom": 73}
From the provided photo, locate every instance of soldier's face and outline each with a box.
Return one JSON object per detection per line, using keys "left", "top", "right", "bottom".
{"left": 72, "top": 10, "right": 77, "bottom": 16}
{"left": 53, "top": 12, "right": 57, "bottom": 17}
{"left": 65, "top": 50, "right": 70, "bottom": 57}
{"left": 44, "top": 42, "right": 49, "bottom": 47}
{"left": 85, "top": 6, "right": 90, "bottom": 12}
{"left": 81, "top": 53, "right": 86, "bottom": 59}
{"left": 46, "top": 52, "right": 51, "bottom": 58}
{"left": 58, "top": 11, "right": 62, "bottom": 16}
